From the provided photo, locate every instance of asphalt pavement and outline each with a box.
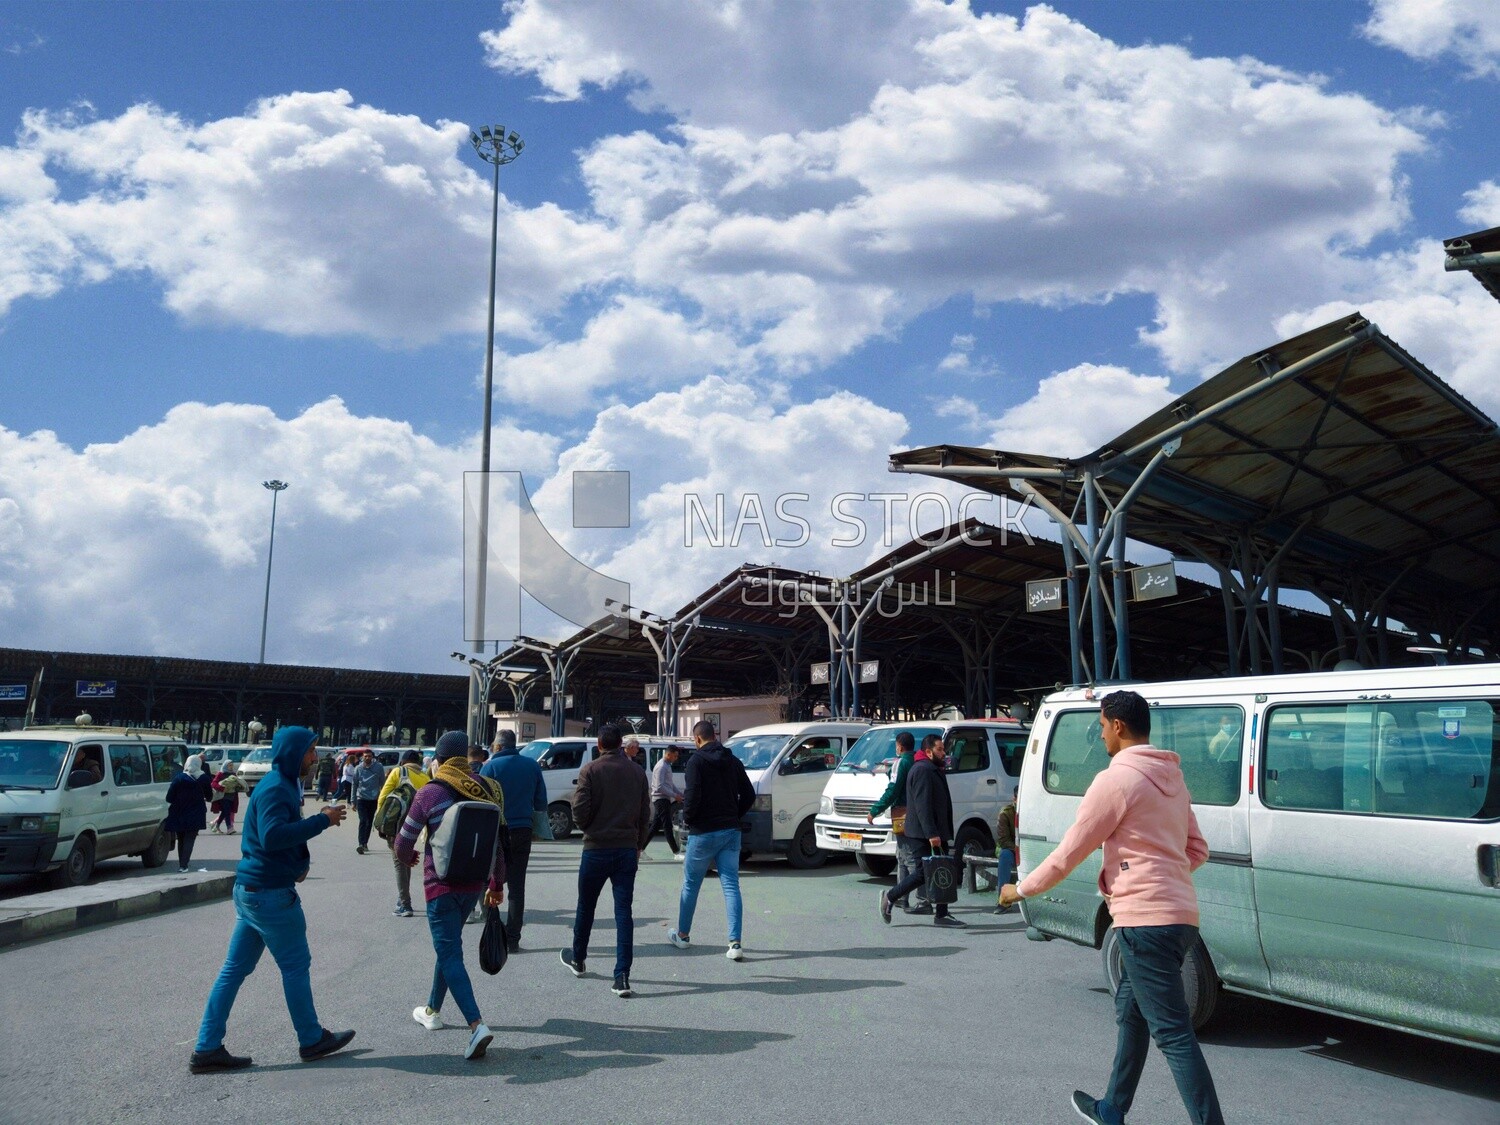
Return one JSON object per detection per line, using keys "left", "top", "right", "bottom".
{"left": 1, "top": 822, "right": 1495, "bottom": 1125}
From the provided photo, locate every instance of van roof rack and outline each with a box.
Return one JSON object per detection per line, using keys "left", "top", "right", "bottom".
{"left": 22, "top": 724, "right": 184, "bottom": 739}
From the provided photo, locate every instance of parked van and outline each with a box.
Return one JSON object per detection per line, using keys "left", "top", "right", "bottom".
{"left": 0, "top": 726, "right": 185, "bottom": 887}
{"left": 1018, "top": 665, "right": 1500, "bottom": 1052}
{"left": 718, "top": 721, "right": 870, "bottom": 867}
{"left": 815, "top": 718, "right": 1029, "bottom": 876}
{"left": 523, "top": 734, "right": 676, "bottom": 838}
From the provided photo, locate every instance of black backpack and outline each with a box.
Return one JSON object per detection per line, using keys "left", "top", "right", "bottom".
{"left": 429, "top": 780, "right": 502, "bottom": 884}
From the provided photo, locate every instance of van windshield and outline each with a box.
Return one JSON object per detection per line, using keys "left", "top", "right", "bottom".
{"left": 244, "top": 748, "right": 274, "bottom": 763}
{"left": 0, "top": 740, "right": 69, "bottom": 790}
{"left": 521, "top": 741, "right": 552, "bottom": 761}
{"left": 727, "top": 734, "right": 790, "bottom": 771}
{"left": 838, "top": 727, "right": 942, "bottom": 773}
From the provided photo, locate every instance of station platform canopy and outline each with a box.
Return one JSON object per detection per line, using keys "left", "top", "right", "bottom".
{"left": 891, "top": 314, "right": 1500, "bottom": 675}
{"left": 1445, "top": 224, "right": 1500, "bottom": 305}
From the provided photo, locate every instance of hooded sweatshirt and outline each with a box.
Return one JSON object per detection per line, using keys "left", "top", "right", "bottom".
{"left": 235, "top": 727, "right": 332, "bottom": 890}
{"left": 682, "top": 741, "right": 755, "bottom": 835}
{"left": 1018, "top": 744, "right": 1208, "bottom": 928}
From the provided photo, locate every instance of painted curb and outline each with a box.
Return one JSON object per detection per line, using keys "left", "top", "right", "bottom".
{"left": 0, "top": 874, "right": 236, "bottom": 949}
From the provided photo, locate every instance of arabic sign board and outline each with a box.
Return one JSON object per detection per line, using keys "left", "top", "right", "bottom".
{"left": 644, "top": 683, "right": 660, "bottom": 701}
{"left": 1025, "top": 579, "right": 1064, "bottom": 613}
{"left": 76, "top": 680, "right": 117, "bottom": 699}
{"left": 541, "top": 694, "right": 574, "bottom": 711}
{"left": 678, "top": 679, "right": 693, "bottom": 699}
{"left": 810, "top": 662, "right": 830, "bottom": 685}
{"left": 1130, "top": 563, "right": 1178, "bottom": 602}
{"left": 859, "top": 660, "right": 879, "bottom": 684}
{"left": 0, "top": 684, "right": 26, "bottom": 701}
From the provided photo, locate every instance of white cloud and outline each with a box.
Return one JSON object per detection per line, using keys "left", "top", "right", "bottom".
{"left": 0, "top": 91, "right": 623, "bottom": 341}
{"left": 1364, "top": 0, "right": 1500, "bottom": 77}
{"left": 1459, "top": 180, "right": 1500, "bottom": 227}
{"left": 0, "top": 398, "right": 558, "bottom": 669}
{"left": 986, "top": 363, "right": 1176, "bottom": 457}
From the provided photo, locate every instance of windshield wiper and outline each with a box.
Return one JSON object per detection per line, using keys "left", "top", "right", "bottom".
{"left": 0, "top": 783, "right": 50, "bottom": 792}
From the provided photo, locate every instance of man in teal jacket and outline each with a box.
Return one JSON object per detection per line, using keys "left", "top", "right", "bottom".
{"left": 190, "top": 727, "right": 354, "bottom": 1073}
{"left": 866, "top": 731, "right": 931, "bottom": 913}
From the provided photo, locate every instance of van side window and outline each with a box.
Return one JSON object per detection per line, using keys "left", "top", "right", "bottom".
{"left": 1043, "top": 711, "right": 1110, "bottom": 795}
{"left": 994, "top": 734, "right": 1027, "bottom": 778}
{"left": 945, "top": 730, "right": 990, "bottom": 774}
{"left": 1154, "top": 705, "right": 1244, "bottom": 807}
{"left": 1264, "top": 700, "right": 1498, "bottom": 821}
{"left": 784, "top": 737, "right": 837, "bottom": 774}
{"left": 109, "top": 744, "right": 152, "bottom": 787}
{"left": 550, "top": 744, "right": 585, "bottom": 770}
{"left": 150, "top": 744, "right": 183, "bottom": 782}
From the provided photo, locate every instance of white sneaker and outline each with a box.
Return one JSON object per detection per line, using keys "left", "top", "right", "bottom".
{"left": 668, "top": 930, "right": 690, "bottom": 949}
{"left": 674, "top": 852, "right": 686, "bottom": 861}
{"left": 412, "top": 1005, "right": 444, "bottom": 1030}
{"left": 726, "top": 941, "right": 744, "bottom": 961}
{"left": 465, "top": 1022, "right": 494, "bottom": 1060}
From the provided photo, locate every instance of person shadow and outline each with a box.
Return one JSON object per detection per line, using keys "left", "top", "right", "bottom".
{"left": 253, "top": 1016, "right": 798, "bottom": 1083}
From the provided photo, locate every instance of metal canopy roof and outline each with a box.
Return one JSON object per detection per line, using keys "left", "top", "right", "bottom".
{"left": 890, "top": 315, "right": 1500, "bottom": 657}
{"left": 1445, "top": 224, "right": 1500, "bottom": 305}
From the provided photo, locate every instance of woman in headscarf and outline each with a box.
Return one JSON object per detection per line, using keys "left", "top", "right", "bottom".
{"left": 212, "top": 762, "right": 246, "bottom": 834}
{"left": 166, "top": 754, "right": 211, "bottom": 873}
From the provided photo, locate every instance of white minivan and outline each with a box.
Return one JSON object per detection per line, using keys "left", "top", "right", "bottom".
{"left": 722, "top": 721, "right": 870, "bottom": 867}
{"left": 523, "top": 734, "right": 677, "bottom": 839}
{"left": 0, "top": 726, "right": 184, "bottom": 887}
{"left": 1018, "top": 667, "right": 1500, "bottom": 1051}
{"left": 815, "top": 719, "right": 1029, "bottom": 876}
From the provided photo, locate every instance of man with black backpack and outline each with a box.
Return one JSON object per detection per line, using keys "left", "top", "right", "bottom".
{"left": 377, "top": 749, "right": 429, "bottom": 917}
{"left": 879, "top": 735, "right": 966, "bottom": 928}
{"left": 394, "top": 731, "right": 506, "bottom": 1061}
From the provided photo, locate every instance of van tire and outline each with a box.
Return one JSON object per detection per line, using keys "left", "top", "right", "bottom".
{"left": 953, "top": 823, "right": 993, "bottom": 890}
{"left": 1102, "top": 925, "right": 1221, "bottom": 1031}
{"left": 141, "top": 826, "right": 172, "bottom": 869}
{"left": 548, "top": 803, "right": 574, "bottom": 840}
{"left": 52, "top": 835, "right": 96, "bottom": 889}
{"left": 785, "top": 820, "right": 825, "bottom": 869}
{"left": 855, "top": 853, "right": 897, "bottom": 878}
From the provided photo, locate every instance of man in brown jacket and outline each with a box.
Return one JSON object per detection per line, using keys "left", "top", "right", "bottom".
{"left": 560, "top": 724, "right": 651, "bottom": 997}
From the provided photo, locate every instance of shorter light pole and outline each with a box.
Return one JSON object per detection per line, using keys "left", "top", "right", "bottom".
{"left": 259, "top": 480, "right": 288, "bottom": 664}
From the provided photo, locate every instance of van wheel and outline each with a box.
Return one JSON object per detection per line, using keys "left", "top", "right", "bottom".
{"left": 141, "top": 826, "right": 172, "bottom": 869}
{"left": 855, "top": 853, "right": 896, "bottom": 878}
{"left": 1102, "top": 926, "right": 1221, "bottom": 1031}
{"left": 953, "top": 824, "right": 993, "bottom": 892}
{"left": 785, "top": 820, "right": 825, "bottom": 869}
{"left": 548, "top": 803, "right": 574, "bottom": 840}
{"left": 52, "top": 835, "right": 96, "bottom": 889}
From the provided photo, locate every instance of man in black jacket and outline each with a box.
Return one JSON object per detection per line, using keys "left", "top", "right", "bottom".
{"left": 668, "top": 720, "right": 755, "bottom": 961}
{"left": 879, "top": 737, "right": 965, "bottom": 928}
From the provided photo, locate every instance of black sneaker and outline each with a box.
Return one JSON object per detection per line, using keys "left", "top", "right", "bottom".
{"left": 611, "top": 973, "right": 633, "bottom": 997}
{"left": 879, "top": 890, "right": 893, "bottom": 924}
{"left": 560, "top": 949, "right": 586, "bottom": 977}
{"left": 505, "top": 932, "right": 521, "bottom": 951}
{"left": 904, "top": 902, "right": 934, "bottom": 916}
{"left": 933, "top": 913, "right": 967, "bottom": 928}
{"left": 299, "top": 1028, "right": 356, "bottom": 1062}
{"left": 1071, "top": 1090, "right": 1115, "bottom": 1124}
{"left": 189, "top": 1045, "right": 252, "bottom": 1074}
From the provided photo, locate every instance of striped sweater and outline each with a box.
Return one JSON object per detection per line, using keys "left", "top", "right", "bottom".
{"left": 394, "top": 779, "right": 507, "bottom": 903}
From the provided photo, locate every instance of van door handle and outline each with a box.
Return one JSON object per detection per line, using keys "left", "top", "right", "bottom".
{"left": 99, "top": 790, "right": 109, "bottom": 797}
{"left": 1479, "top": 844, "right": 1499, "bottom": 888}
{"left": 985, "top": 778, "right": 997, "bottom": 785}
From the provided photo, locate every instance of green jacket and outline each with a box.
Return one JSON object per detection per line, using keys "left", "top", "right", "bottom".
{"left": 869, "top": 751, "right": 915, "bottom": 819}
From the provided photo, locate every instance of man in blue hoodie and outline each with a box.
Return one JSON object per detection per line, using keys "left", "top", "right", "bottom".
{"left": 190, "top": 726, "right": 356, "bottom": 1073}
{"left": 479, "top": 729, "right": 548, "bottom": 948}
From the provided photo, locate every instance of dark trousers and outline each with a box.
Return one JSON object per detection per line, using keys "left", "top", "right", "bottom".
{"left": 572, "top": 847, "right": 638, "bottom": 979}
{"left": 504, "top": 826, "right": 533, "bottom": 942}
{"left": 355, "top": 799, "right": 378, "bottom": 848}
{"left": 887, "top": 839, "right": 949, "bottom": 917}
{"left": 177, "top": 828, "right": 199, "bottom": 869}
{"left": 894, "top": 835, "right": 929, "bottom": 907}
{"left": 1103, "top": 924, "right": 1225, "bottom": 1125}
{"left": 316, "top": 775, "right": 333, "bottom": 801}
{"left": 647, "top": 799, "right": 680, "bottom": 853}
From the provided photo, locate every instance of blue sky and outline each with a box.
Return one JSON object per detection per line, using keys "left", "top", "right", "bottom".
{"left": 1, "top": 0, "right": 1497, "bottom": 671}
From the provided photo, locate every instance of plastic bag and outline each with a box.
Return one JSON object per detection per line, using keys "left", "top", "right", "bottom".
{"left": 478, "top": 904, "right": 508, "bottom": 975}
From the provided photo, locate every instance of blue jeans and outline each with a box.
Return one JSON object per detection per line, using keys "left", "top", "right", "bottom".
{"left": 996, "top": 846, "right": 1017, "bottom": 891}
{"left": 196, "top": 884, "right": 322, "bottom": 1051}
{"left": 573, "top": 847, "right": 638, "bottom": 978}
{"left": 427, "top": 891, "right": 482, "bottom": 1026}
{"left": 1101, "top": 924, "right": 1225, "bottom": 1125}
{"left": 678, "top": 828, "right": 742, "bottom": 942}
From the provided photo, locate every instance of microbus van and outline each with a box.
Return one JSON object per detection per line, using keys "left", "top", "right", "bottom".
{"left": 0, "top": 726, "right": 184, "bottom": 887}
{"left": 523, "top": 734, "right": 677, "bottom": 838}
{"left": 717, "top": 721, "right": 869, "bottom": 867}
{"left": 815, "top": 718, "right": 1028, "bottom": 876}
{"left": 1018, "top": 665, "right": 1500, "bottom": 1052}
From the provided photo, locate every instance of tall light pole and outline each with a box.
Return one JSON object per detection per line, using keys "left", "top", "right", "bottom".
{"left": 465, "top": 123, "right": 524, "bottom": 744}
{"left": 259, "top": 479, "right": 288, "bottom": 663}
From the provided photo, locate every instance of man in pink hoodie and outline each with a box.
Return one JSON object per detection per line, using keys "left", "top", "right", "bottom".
{"left": 1000, "top": 689, "right": 1223, "bottom": 1125}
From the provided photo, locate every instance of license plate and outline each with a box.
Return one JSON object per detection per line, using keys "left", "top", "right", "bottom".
{"left": 838, "top": 832, "right": 863, "bottom": 850}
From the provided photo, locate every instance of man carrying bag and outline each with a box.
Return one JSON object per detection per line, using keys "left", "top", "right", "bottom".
{"left": 879, "top": 735, "right": 965, "bottom": 928}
